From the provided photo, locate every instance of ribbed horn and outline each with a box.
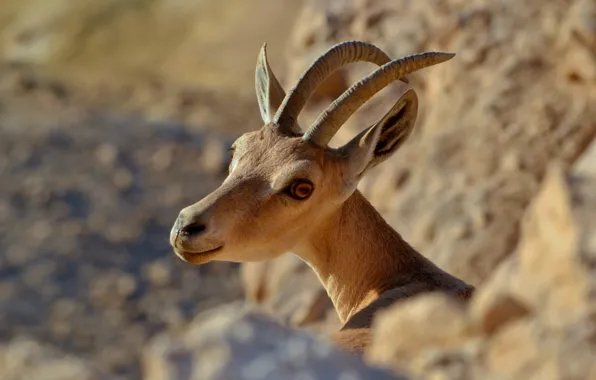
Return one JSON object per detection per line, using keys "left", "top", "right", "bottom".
{"left": 303, "top": 52, "right": 455, "bottom": 146}
{"left": 273, "top": 41, "right": 407, "bottom": 131}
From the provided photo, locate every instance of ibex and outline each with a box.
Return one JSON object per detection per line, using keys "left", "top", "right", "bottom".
{"left": 170, "top": 41, "right": 475, "bottom": 353}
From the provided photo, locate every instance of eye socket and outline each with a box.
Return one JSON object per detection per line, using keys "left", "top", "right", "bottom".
{"left": 287, "top": 179, "right": 314, "bottom": 200}
{"left": 227, "top": 146, "right": 235, "bottom": 160}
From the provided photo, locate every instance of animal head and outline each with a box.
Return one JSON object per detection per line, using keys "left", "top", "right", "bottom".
{"left": 170, "top": 41, "right": 454, "bottom": 265}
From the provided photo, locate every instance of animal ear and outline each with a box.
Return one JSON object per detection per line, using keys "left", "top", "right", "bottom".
{"left": 367, "top": 89, "right": 418, "bottom": 169}
{"left": 341, "top": 89, "right": 418, "bottom": 181}
{"left": 255, "top": 43, "right": 286, "bottom": 124}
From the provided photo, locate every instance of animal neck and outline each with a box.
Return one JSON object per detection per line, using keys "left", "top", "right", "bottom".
{"left": 293, "top": 190, "right": 436, "bottom": 323}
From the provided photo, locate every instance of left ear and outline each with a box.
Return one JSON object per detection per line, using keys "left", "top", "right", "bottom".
{"left": 340, "top": 89, "right": 418, "bottom": 181}
{"left": 255, "top": 43, "right": 287, "bottom": 124}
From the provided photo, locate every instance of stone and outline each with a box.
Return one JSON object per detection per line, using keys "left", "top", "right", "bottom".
{"left": 367, "top": 293, "right": 476, "bottom": 375}
{"left": 200, "top": 138, "right": 229, "bottom": 176}
{"left": 143, "top": 303, "right": 402, "bottom": 380}
{"left": 0, "top": 338, "right": 101, "bottom": 380}
{"left": 484, "top": 319, "right": 545, "bottom": 379}
{"left": 511, "top": 164, "right": 590, "bottom": 326}
{"left": 286, "top": 0, "right": 596, "bottom": 287}
{"left": 471, "top": 287, "right": 530, "bottom": 336}
{"left": 94, "top": 143, "right": 119, "bottom": 167}
{"left": 240, "top": 255, "right": 338, "bottom": 331}
{"left": 363, "top": 148, "right": 596, "bottom": 379}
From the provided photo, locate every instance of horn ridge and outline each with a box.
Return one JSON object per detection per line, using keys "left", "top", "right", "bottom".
{"left": 303, "top": 52, "right": 455, "bottom": 146}
{"left": 273, "top": 41, "right": 401, "bottom": 130}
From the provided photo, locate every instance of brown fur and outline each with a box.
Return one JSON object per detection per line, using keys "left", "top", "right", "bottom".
{"left": 170, "top": 42, "right": 473, "bottom": 354}
{"left": 294, "top": 190, "right": 474, "bottom": 352}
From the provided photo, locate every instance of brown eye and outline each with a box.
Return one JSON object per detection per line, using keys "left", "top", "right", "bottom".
{"left": 288, "top": 179, "right": 314, "bottom": 200}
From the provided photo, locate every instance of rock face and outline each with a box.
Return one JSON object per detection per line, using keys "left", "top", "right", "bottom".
{"left": 365, "top": 150, "right": 596, "bottom": 379}
{"left": 143, "top": 303, "right": 400, "bottom": 380}
{"left": 242, "top": 0, "right": 596, "bottom": 331}
{"left": 286, "top": 0, "right": 596, "bottom": 286}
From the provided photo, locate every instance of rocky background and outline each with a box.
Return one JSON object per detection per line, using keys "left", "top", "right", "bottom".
{"left": 1, "top": 0, "right": 595, "bottom": 379}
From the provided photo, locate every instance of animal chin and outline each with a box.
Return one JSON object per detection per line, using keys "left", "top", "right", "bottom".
{"left": 174, "top": 246, "right": 223, "bottom": 264}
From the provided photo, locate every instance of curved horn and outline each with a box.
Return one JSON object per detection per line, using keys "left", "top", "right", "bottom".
{"left": 303, "top": 52, "right": 455, "bottom": 146}
{"left": 273, "top": 41, "right": 407, "bottom": 130}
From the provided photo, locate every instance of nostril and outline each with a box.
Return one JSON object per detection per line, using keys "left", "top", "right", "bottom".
{"left": 180, "top": 222, "right": 207, "bottom": 237}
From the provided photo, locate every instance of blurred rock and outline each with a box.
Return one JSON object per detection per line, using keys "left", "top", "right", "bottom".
{"left": 0, "top": 64, "right": 246, "bottom": 379}
{"left": 286, "top": 0, "right": 596, "bottom": 287}
{"left": 367, "top": 293, "right": 479, "bottom": 377}
{"left": 143, "top": 302, "right": 401, "bottom": 380}
{"left": 94, "top": 143, "right": 120, "bottom": 167}
{"left": 0, "top": 0, "right": 302, "bottom": 96}
{"left": 144, "top": 260, "right": 172, "bottom": 288}
{"left": 557, "top": 0, "right": 596, "bottom": 83}
{"left": 574, "top": 136, "right": 596, "bottom": 177}
{"left": 0, "top": 338, "right": 102, "bottom": 380}
{"left": 241, "top": 256, "right": 339, "bottom": 334}
{"left": 511, "top": 164, "right": 591, "bottom": 326}
{"left": 470, "top": 284, "right": 530, "bottom": 336}
{"left": 200, "top": 137, "right": 231, "bottom": 176}
{"left": 364, "top": 150, "right": 596, "bottom": 380}
{"left": 285, "top": 49, "right": 350, "bottom": 105}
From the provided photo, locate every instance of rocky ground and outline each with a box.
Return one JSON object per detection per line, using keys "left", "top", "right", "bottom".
{"left": 0, "top": 66, "right": 251, "bottom": 379}
{"left": 1, "top": 0, "right": 595, "bottom": 379}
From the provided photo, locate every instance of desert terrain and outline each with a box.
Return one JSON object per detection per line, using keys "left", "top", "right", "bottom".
{"left": 0, "top": 0, "right": 595, "bottom": 379}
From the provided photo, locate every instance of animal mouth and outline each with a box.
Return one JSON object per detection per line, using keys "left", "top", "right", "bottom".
{"left": 174, "top": 246, "right": 223, "bottom": 264}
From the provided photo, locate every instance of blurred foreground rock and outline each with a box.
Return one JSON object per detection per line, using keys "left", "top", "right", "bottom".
{"left": 241, "top": 255, "right": 340, "bottom": 334}
{"left": 143, "top": 302, "right": 400, "bottom": 380}
{"left": 0, "top": 338, "right": 103, "bottom": 380}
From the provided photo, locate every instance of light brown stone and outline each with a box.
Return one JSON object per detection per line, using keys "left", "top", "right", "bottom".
{"left": 240, "top": 255, "right": 339, "bottom": 332}
{"left": 143, "top": 303, "right": 402, "bottom": 380}
{"left": 471, "top": 289, "right": 530, "bottom": 336}
{"left": 512, "top": 164, "right": 590, "bottom": 326}
{"left": 367, "top": 293, "right": 475, "bottom": 372}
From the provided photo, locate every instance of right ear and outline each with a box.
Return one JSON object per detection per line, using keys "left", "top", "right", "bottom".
{"left": 340, "top": 89, "right": 419, "bottom": 182}
{"left": 255, "top": 43, "right": 286, "bottom": 124}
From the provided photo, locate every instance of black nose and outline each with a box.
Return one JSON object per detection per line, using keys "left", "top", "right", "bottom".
{"left": 180, "top": 220, "right": 207, "bottom": 237}
{"left": 174, "top": 209, "right": 209, "bottom": 243}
